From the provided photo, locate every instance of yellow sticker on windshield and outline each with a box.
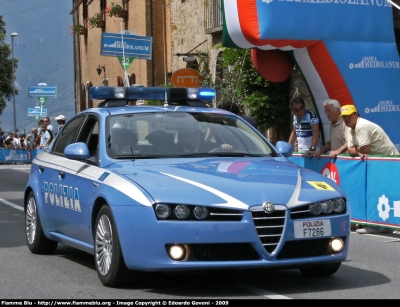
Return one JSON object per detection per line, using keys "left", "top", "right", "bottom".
{"left": 306, "top": 181, "right": 335, "bottom": 191}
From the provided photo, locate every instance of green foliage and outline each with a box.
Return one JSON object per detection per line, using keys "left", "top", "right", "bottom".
{"left": 144, "top": 82, "right": 175, "bottom": 106}
{"left": 196, "top": 48, "right": 291, "bottom": 137}
{"left": 0, "top": 16, "right": 18, "bottom": 116}
{"left": 87, "top": 13, "right": 102, "bottom": 29}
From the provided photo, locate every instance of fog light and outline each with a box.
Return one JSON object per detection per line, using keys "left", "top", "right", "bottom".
{"left": 174, "top": 205, "right": 190, "bottom": 219}
{"left": 168, "top": 244, "right": 190, "bottom": 261}
{"left": 330, "top": 238, "right": 344, "bottom": 253}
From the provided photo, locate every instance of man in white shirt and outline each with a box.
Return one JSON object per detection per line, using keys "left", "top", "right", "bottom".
{"left": 341, "top": 105, "right": 399, "bottom": 161}
{"left": 341, "top": 104, "right": 399, "bottom": 235}
{"left": 314, "top": 99, "right": 348, "bottom": 158}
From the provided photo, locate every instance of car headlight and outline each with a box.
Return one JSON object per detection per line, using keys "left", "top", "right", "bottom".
{"left": 320, "top": 200, "right": 333, "bottom": 214}
{"left": 193, "top": 206, "right": 209, "bottom": 219}
{"left": 309, "top": 202, "right": 322, "bottom": 215}
{"left": 155, "top": 204, "right": 171, "bottom": 219}
{"left": 332, "top": 198, "right": 346, "bottom": 213}
{"left": 174, "top": 205, "right": 190, "bottom": 219}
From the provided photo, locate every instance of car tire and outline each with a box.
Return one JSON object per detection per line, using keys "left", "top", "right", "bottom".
{"left": 299, "top": 262, "right": 341, "bottom": 277}
{"left": 25, "top": 191, "right": 58, "bottom": 254}
{"left": 94, "top": 205, "right": 131, "bottom": 287}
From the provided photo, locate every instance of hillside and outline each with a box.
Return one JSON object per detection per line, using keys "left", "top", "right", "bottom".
{"left": 1, "top": 0, "right": 75, "bottom": 133}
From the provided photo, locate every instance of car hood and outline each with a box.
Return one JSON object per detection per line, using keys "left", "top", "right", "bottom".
{"left": 108, "top": 157, "right": 345, "bottom": 210}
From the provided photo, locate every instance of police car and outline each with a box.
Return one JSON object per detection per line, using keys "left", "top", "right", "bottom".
{"left": 24, "top": 86, "right": 350, "bottom": 287}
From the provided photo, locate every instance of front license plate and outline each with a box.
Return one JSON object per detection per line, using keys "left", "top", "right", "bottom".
{"left": 294, "top": 220, "right": 331, "bottom": 238}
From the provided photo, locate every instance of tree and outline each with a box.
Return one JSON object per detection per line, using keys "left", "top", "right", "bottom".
{"left": 0, "top": 16, "right": 18, "bottom": 116}
{"left": 197, "top": 47, "right": 292, "bottom": 142}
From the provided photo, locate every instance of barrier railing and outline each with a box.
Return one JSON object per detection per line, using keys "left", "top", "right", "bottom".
{"left": 288, "top": 154, "right": 400, "bottom": 230}
{"left": 0, "top": 149, "right": 41, "bottom": 163}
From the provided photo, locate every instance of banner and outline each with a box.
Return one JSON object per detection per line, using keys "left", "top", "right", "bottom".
{"left": 0, "top": 149, "right": 40, "bottom": 163}
{"left": 222, "top": 0, "right": 400, "bottom": 153}
{"left": 288, "top": 154, "right": 391, "bottom": 227}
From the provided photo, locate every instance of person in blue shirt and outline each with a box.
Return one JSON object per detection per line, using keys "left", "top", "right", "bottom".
{"left": 288, "top": 97, "right": 321, "bottom": 157}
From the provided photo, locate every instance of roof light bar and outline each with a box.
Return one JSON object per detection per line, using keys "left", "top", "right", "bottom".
{"left": 89, "top": 86, "right": 215, "bottom": 101}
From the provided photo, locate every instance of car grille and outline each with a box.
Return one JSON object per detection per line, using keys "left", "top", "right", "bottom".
{"left": 190, "top": 243, "right": 260, "bottom": 261}
{"left": 276, "top": 237, "right": 347, "bottom": 259}
{"left": 251, "top": 207, "right": 286, "bottom": 254}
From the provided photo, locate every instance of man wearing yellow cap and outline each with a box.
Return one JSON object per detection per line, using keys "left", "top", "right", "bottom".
{"left": 341, "top": 104, "right": 399, "bottom": 234}
{"left": 341, "top": 104, "right": 399, "bottom": 161}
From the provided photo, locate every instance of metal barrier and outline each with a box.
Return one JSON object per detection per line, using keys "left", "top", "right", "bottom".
{"left": 0, "top": 149, "right": 40, "bottom": 163}
{"left": 288, "top": 154, "right": 400, "bottom": 230}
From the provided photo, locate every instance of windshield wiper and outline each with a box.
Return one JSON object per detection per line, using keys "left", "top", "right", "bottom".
{"left": 176, "top": 152, "right": 267, "bottom": 157}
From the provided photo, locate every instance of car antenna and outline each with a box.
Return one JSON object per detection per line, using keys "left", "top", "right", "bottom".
{"left": 130, "top": 146, "right": 135, "bottom": 161}
{"left": 120, "top": 27, "right": 131, "bottom": 87}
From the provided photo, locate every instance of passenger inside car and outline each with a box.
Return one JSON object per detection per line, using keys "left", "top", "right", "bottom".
{"left": 111, "top": 128, "right": 138, "bottom": 155}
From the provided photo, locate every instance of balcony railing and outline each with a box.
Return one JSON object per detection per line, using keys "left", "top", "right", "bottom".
{"left": 204, "top": 0, "right": 223, "bottom": 34}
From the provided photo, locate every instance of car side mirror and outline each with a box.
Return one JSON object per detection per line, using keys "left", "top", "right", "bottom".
{"left": 64, "top": 142, "right": 91, "bottom": 160}
{"left": 275, "top": 141, "right": 294, "bottom": 157}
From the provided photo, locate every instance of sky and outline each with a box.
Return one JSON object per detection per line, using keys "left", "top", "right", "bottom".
{"left": 0, "top": 0, "right": 75, "bottom": 134}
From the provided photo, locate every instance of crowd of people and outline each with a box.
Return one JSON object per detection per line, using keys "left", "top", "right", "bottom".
{"left": 0, "top": 115, "right": 66, "bottom": 150}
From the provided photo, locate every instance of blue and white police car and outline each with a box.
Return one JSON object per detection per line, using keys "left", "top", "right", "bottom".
{"left": 24, "top": 86, "right": 350, "bottom": 287}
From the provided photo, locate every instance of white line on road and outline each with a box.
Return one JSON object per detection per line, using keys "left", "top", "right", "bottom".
{"left": 0, "top": 198, "right": 23, "bottom": 211}
{"left": 233, "top": 283, "right": 292, "bottom": 299}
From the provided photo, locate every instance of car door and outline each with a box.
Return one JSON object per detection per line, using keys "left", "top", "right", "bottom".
{"left": 40, "top": 115, "right": 86, "bottom": 233}
{"left": 56, "top": 115, "right": 100, "bottom": 245}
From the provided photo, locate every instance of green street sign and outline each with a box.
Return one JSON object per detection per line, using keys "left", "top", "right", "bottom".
{"left": 38, "top": 97, "right": 47, "bottom": 105}
{"left": 118, "top": 56, "right": 134, "bottom": 70}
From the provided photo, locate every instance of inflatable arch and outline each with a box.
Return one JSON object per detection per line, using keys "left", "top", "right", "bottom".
{"left": 222, "top": 0, "right": 400, "bottom": 150}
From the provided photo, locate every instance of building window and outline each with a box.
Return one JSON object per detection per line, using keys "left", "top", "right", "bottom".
{"left": 204, "top": 0, "right": 223, "bottom": 34}
{"left": 100, "top": 0, "right": 106, "bottom": 13}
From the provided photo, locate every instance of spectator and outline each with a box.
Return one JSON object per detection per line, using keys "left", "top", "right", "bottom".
{"left": 341, "top": 104, "right": 399, "bottom": 234}
{"left": 55, "top": 115, "right": 66, "bottom": 134}
{"left": 25, "top": 134, "right": 33, "bottom": 150}
{"left": 217, "top": 101, "right": 258, "bottom": 129}
{"left": 288, "top": 97, "right": 321, "bottom": 156}
{"left": 19, "top": 133, "right": 26, "bottom": 150}
{"left": 314, "top": 99, "right": 348, "bottom": 158}
{"left": 12, "top": 132, "right": 21, "bottom": 149}
{"left": 341, "top": 105, "right": 399, "bottom": 160}
{"left": 0, "top": 131, "right": 5, "bottom": 149}
{"left": 43, "top": 117, "right": 54, "bottom": 133}
{"left": 39, "top": 120, "right": 53, "bottom": 149}
{"left": 5, "top": 132, "right": 14, "bottom": 149}
{"left": 31, "top": 127, "right": 40, "bottom": 149}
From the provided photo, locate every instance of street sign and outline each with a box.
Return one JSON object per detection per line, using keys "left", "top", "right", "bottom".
{"left": 27, "top": 107, "right": 47, "bottom": 116}
{"left": 28, "top": 85, "right": 57, "bottom": 98}
{"left": 171, "top": 68, "right": 203, "bottom": 88}
{"left": 38, "top": 97, "right": 47, "bottom": 105}
{"left": 118, "top": 56, "right": 134, "bottom": 70}
{"left": 101, "top": 33, "right": 152, "bottom": 59}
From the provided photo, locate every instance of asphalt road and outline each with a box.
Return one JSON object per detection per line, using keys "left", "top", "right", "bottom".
{"left": 1, "top": 164, "right": 400, "bottom": 300}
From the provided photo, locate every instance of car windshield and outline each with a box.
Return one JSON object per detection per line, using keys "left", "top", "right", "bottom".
{"left": 106, "top": 112, "right": 277, "bottom": 159}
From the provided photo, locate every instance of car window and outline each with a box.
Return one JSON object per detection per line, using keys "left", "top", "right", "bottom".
{"left": 106, "top": 112, "right": 276, "bottom": 158}
{"left": 77, "top": 116, "right": 99, "bottom": 158}
{"left": 53, "top": 115, "right": 85, "bottom": 154}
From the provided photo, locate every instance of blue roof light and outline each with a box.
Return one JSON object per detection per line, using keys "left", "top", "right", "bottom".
{"left": 198, "top": 88, "right": 215, "bottom": 99}
{"left": 89, "top": 86, "right": 216, "bottom": 102}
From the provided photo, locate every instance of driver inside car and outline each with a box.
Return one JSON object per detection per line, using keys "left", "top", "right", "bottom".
{"left": 111, "top": 128, "right": 138, "bottom": 155}
{"left": 177, "top": 127, "right": 232, "bottom": 153}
